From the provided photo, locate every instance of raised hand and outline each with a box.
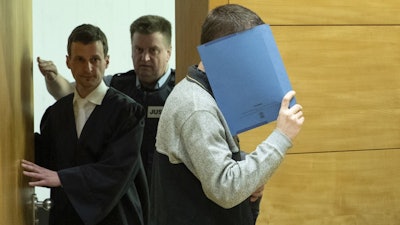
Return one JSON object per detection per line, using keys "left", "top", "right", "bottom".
{"left": 37, "top": 57, "right": 59, "bottom": 81}
{"left": 276, "top": 90, "right": 305, "bottom": 141}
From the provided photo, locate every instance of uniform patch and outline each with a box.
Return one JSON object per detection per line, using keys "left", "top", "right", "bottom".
{"left": 147, "top": 106, "right": 164, "bottom": 118}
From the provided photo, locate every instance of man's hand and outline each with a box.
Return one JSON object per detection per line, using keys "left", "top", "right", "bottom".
{"left": 37, "top": 57, "right": 59, "bottom": 81}
{"left": 250, "top": 185, "right": 264, "bottom": 202}
{"left": 276, "top": 90, "right": 305, "bottom": 141}
{"left": 21, "top": 159, "right": 61, "bottom": 187}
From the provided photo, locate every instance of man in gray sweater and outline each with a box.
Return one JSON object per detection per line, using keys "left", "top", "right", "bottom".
{"left": 150, "top": 4, "right": 305, "bottom": 225}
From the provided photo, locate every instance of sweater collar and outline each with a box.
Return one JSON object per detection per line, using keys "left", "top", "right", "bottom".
{"left": 186, "top": 65, "right": 214, "bottom": 97}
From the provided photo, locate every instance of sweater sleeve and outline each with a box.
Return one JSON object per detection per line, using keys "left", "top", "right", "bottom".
{"left": 180, "top": 110, "right": 292, "bottom": 209}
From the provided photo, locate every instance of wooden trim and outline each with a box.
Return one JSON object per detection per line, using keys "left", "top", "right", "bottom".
{"left": 0, "top": 0, "right": 33, "bottom": 224}
{"left": 175, "top": 0, "right": 229, "bottom": 82}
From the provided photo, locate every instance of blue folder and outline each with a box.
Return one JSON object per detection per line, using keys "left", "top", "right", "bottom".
{"left": 197, "top": 24, "right": 295, "bottom": 135}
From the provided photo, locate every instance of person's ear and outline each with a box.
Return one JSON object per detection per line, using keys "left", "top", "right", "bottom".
{"left": 105, "top": 55, "right": 110, "bottom": 68}
{"left": 66, "top": 55, "right": 71, "bottom": 69}
{"left": 166, "top": 46, "right": 172, "bottom": 61}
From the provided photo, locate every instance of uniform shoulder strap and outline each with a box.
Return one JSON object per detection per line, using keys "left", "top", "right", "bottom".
{"left": 185, "top": 66, "right": 243, "bottom": 156}
{"left": 185, "top": 66, "right": 214, "bottom": 97}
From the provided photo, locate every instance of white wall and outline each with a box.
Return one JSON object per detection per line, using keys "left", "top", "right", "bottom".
{"left": 33, "top": 0, "right": 175, "bottom": 200}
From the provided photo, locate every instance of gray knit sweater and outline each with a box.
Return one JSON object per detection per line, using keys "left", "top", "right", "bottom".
{"left": 155, "top": 76, "right": 292, "bottom": 209}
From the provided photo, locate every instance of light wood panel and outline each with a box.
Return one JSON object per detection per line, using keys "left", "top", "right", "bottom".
{"left": 257, "top": 149, "right": 400, "bottom": 225}
{"left": 176, "top": 0, "right": 400, "bottom": 82}
{"left": 239, "top": 26, "right": 400, "bottom": 153}
{"left": 232, "top": 0, "right": 400, "bottom": 25}
{"left": 0, "top": 0, "right": 33, "bottom": 224}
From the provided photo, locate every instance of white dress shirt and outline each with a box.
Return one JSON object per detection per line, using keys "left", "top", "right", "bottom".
{"left": 73, "top": 81, "right": 109, "bottom": 137}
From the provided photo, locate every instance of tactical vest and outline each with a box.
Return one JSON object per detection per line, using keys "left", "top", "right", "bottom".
{"left": 151, "top": 153, "right": 254, "bottom": 225}
{"left": 110, "top": 69, "right": 175, "bottom": 185}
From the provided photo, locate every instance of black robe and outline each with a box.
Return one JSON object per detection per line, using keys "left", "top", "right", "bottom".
{"left": 35, "top": 87, "right": 149, "bottom": 225}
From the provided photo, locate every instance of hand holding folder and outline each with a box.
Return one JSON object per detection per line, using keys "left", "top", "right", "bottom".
{"left": 198, "top": 24, "right": 296, "bottom": 135}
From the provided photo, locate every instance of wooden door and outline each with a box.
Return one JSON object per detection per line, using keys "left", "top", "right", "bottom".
{"left": 175, "top": 0, "right": 230, "bottom": 79}
{"left": 0, "top": 0, "right": 34, "bottom": 224}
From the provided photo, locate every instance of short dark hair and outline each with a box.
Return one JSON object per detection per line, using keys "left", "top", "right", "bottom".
{"left": 67, "top": 24, "right": 108, "bottom": 56}
{"left": 130, "top": 15, "right": 172, "bottom": 46}
{"left": 200, "top": 4, "right": 264, "bottom": 44}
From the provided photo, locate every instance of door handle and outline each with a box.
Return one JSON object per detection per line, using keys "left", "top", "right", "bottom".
{"left": 32, "top": 193, "right": 52, "bottom": 225}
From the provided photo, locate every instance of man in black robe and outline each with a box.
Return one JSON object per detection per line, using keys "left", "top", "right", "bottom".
{"left": 22, "top": 24, "right": 149, "bottom": 225}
